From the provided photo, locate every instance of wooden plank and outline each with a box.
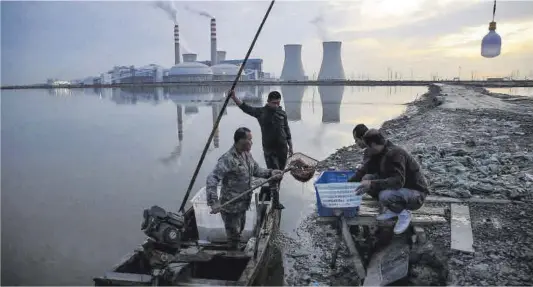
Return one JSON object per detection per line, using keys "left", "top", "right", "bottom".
{"left": 450, "top": 204, "right": 475, "bottom": 253}
{"left": 341, "top": 217, "right": 366, "bottom": 281}
{"left": 201, "top": 249, "right": 251, "bottom": 258}
{"left": 363, "top": 239, "right": 410, "bottom": 286}
{"left": 362, "top": 194, "right": 524, "bottom": 204}
{"left": 316, "top": 214, "right": 447, "bottom": 226}
{"left": 179, "top": 278, "right": 242, "bottom": 286}
{"left": 359, "top": 206, "right": 445, "bottom": 216}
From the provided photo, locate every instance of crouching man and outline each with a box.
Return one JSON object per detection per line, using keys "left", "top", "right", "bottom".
{"left": 354, "top": 129, "right": 430, "bottom": 234}
{"left": 206, "top": 127, "right": 283, "bottom": 249}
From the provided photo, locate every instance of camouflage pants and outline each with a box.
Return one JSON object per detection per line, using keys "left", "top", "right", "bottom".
{"left": 263, "top": 146, "right": 288, "bottom": 204}
{"left": 221, "top": 211, "right": 246, "bottom": 249}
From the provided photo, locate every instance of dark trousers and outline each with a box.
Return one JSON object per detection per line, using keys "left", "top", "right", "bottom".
{"left": 221, "top": 211, "right": 246, "bottom": 249}
{"left": 263, "top": 146, "right": 288, "bottom": 205}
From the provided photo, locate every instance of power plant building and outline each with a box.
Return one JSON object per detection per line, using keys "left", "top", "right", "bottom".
{"left": 165, "top": 53, "right": 213, "bottom": 82}
{"left": 211, "top": 63, "right": 241, "bottom": 81}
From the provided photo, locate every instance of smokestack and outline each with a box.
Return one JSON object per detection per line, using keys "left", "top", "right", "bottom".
{"left": 210, "top": 18, "right": 217, "bottom": 66}
{"left": 280, "top": 44, "right": 306, "bottom": 81}
{"left": 217, "top": 51, "right": 226, "bottom": 62}
{"left": 182, "top": 53, "right": 197, "bottom": 63}
{"left": 174, "top": 25, "right": 180, "bottom": 65}
{"left": 318, "top": 41, "right": 345, "bottom": 80}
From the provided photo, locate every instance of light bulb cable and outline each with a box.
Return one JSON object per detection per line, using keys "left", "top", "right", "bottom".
{"left": 492, "top": 0, "right": 497, "bottom": 22}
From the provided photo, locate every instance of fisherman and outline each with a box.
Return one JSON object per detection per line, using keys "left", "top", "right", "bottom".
{"left": 206, "top": 127, "right": 283, "bottom": 249}
{"left": 229, "top": 90, "right": 293, "bottom": 210}
{"left": 348, "top": 124, "right": 381, "bottom": 200}
{"left": 354, "top": 129, "right": 430, "bottom": 234}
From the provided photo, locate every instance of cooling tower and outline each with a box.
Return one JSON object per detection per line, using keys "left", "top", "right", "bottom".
{"left": 318, "top": 85, "right": 344, "bottom": 123}
{"left": 217, "top": 51, "right": 226, "bottom": 62}
{"left": 318, "top": 41, "right": 345, "bottom": 80}
{"left": 280, "top": 44, "right": 306, "bottom": 81}
{"left": 280, "top": 85, "right": 306, "bottom": 121}
{"left": 182, "top": 53, "right": 198, "bottom": 63}
{"left": 174, "top": 25, "right": 180, "bottom": 65}
{"left": 211, "top": 18, "right": 217, "bottom": 66}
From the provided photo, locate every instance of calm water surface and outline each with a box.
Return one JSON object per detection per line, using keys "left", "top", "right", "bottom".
{"left": 487, "top": 87, "right": 533, "bottom": 97}
{"left": 1, "top": 85, "right": 426, "bottom": 285}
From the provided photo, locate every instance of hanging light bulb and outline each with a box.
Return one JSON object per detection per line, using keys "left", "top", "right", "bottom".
{"left": 481, "top": 0, "right": 501, "bottom": 58}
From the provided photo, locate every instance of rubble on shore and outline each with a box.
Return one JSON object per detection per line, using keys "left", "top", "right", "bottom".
{"left": 283, "top": 84, "right": 533, "bottom": 286}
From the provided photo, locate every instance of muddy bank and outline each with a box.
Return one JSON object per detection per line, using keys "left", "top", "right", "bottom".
{"left": 282, "top": 84, "right": 533, "bottom": 286}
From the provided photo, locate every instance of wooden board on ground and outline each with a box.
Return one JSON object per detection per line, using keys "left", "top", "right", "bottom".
{"left": 362, "top": 194, "right": 523, "bottom": 204}
{"left": 363, "top": 238, "right": 410, "bottom": 286}
{"left": 358, "top": 205, "right": 445, "bottom": 216}
{"left": 317, "top": 214, "right": 447, "bottom": 226}
{"left": 341, "top": 217, "right": 366, "bottom": 281}
{"left": 450, "top": 204, "right": 475, "bottom": 253}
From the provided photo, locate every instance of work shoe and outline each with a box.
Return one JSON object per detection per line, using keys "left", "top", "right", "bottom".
{"left": 376, "top": 208, "right": 399, "bottom": 221}
{"left": 393, "top": 210, "right": 412, "bottom": 234}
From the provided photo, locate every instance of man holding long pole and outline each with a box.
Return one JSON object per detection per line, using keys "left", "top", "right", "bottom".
{"left": 229, "top": 90, "right": 293, "bottom": 210}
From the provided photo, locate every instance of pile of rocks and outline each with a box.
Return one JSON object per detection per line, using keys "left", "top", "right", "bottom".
{"left": 284, "top": 84, "right": 533, "bottom": 286}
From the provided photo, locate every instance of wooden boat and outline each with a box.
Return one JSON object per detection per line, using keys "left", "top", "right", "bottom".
{"left": 93, "top": 186, "right": 281, "bottom": 286}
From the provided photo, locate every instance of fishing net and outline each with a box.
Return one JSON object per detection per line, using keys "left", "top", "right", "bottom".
{"left": 287, "top": 152, "right": 319, "bottom": 183}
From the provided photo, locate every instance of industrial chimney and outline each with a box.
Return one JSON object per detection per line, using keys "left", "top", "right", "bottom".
{"left": 210, "top": 18, "right": 217, "bottom": 66}
{"left": 217, "top": 51, "right": 226, "bottom": 62}
{"left": 182, "top": 53, "right": 198, "bottom": 63}
{"left": 280, "top": 44, "right": 306, "bottom": 81}
{"left": 174, "top": 25, "right": 180, "bottom": 65}
{"left": 318, "top": 41, "right": 345, "bottom": 80}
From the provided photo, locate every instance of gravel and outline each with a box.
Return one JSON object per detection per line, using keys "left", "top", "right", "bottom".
{"left": 280, "top": 84, "right": 533, "bottom": 286}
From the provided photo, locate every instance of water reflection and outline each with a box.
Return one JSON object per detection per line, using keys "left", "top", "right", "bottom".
{"left": 487, "top": 87, "right": 533, "bottom": 97}
{"left": 318, "top": 85, "right": 345, "bottom": 123}
{"left": 280, "top": 86, "right": 306, "bottom": 121}
{"left": 160, "top": 104, "right": 184, "bottom": 165}
{"left": 4, "top": 85, "right": 432, "bottom": 285}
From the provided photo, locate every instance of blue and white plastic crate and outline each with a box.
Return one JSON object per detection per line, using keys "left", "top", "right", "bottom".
{"left": 313, "top": 170, "right": 363, "bottom": 218}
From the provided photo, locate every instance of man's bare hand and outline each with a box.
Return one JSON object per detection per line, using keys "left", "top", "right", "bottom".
{"left": 355, "top": 180, "right": 371, "bottom": 196}
{"left": 271, "top": 169, "right": 284, "bottom": 180}
{"left": 210, "top": 202, "right": 221, "bottom": 214}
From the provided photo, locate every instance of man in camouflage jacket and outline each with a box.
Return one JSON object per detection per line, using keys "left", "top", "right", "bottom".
{"left": 206, "top": 127, "right": 282, "bottom": 249}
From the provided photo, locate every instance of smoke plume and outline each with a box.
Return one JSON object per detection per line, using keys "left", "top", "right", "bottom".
{"left": 184, "top": 5, "right": 214, "bottom": 19}
{"left": 152, "top": 1, "right": 178, "bottom": 24}
{"left": 310, "top": 12, "right": 331, "bottom": 41}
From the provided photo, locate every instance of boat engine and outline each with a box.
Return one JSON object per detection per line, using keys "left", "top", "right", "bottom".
{"left": 141, "top": 205, "right": 184, "bottom": 250}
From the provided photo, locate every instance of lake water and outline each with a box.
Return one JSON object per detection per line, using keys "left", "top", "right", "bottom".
{"left": 1, "top": 85, "right": 427, "bottom": 285}
{"left": 487, "top": 87, "right": 533, "bottom": 97}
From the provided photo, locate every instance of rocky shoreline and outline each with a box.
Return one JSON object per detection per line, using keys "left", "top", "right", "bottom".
{"left": 282, "top": 84, "right": 533, "bottom": 286}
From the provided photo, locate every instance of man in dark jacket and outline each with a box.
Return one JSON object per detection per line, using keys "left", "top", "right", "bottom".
{"left": 354, "top": 129, "right": 429, "bottom": 234}
{"left": 348, "top": 124, "right": 381, "bottom": 200}
{"left": 229, "top": 90, "right": 293, "bottom": 210}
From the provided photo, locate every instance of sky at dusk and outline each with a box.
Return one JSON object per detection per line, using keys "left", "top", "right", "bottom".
{"left": 1, "top": 0, "right": 532, "bottom": 85}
